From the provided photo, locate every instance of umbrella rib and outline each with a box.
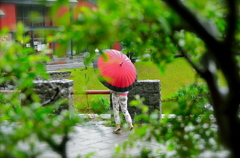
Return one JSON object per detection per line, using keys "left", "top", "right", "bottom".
{"left": 102, "top": 66, "right": 120, "bottom": 84}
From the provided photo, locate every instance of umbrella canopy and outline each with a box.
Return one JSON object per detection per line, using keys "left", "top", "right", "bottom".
{"left": 94, "top": 49, "right": 137, "bottom": 92}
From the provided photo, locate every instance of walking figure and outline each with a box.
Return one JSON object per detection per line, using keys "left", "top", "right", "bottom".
{"left": 111, "top": 91, "right": 133, "bottom": 134}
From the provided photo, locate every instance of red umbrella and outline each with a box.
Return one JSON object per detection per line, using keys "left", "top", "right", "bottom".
{"left": 94, "top": 49, "right": 137, "bottom": 92}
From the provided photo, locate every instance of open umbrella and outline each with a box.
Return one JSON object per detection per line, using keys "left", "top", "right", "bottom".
{"left": 94, "top": 49, "right": 137, "bottom": 92}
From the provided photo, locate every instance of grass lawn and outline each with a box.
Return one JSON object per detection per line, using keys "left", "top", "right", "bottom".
{"left": 61, "top": 58, "right": 202, "bottom": 114}
{"left": 135, "top": 59, "right": 199, "bottom": 99}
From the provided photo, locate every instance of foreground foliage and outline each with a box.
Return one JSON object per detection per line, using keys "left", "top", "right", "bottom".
{"left": 0, "top": 24, "right": 80, "bottom": 158}
{"left": 1, "top": 0, "right": 240, "bottom": 157}
{"left": 115, "top": 84, "right": 226, "bottom": 157}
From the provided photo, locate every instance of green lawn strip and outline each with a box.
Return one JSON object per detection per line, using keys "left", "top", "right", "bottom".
{"left": 135, "top": 58, "right": 198, "bottom": 99}
{"left": 60, "top": 58, "right": 199, "bottom": 114}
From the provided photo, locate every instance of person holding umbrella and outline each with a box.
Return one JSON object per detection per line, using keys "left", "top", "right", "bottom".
{"left": 111, "top": 90, "right": 133, "bottom": 134}
{"left": 94, "top": 49, "right": 137, "bottom": 134}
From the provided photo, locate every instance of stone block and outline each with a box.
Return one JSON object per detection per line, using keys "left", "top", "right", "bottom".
{"left": 152, "top": 81, "right": 160, "bottom": 92}
{"left": 143, "top": 81, "right": 159, "bottom": 93}
{"left": 149, "top": 93, "right": 160, "bottom": 105}
{"left": 134, "top": 85, "right": 144, "bottom": 94}
{"left": 126, "top": 80, "right": 161, "bottom": 123}
{"left": 129, "top": 87, "right": 136, "bottom": 95}
{"left": 33, "top": 79, "right": 74, "bottom": 114}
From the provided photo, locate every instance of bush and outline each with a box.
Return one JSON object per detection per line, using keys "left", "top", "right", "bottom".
{"left": 89, "top": 95, "right": 111, "bottom": 114}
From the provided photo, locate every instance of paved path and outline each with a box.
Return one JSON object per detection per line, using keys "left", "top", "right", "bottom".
{"left": 40, "top": 116, "right": 129, "bottom": 158}
{"left": 39, "top": 114, "right": 162, "bottom": 158}
{"left": 66, "top": 119, "right": 129, "bottom": 158}
{"left": 46, "top": 63, "right": 88, "bottom": 71}
{"left": 46, "top": 56, "right": 93, "bottom": 71}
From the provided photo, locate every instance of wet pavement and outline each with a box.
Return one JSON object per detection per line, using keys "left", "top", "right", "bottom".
{"left": 39, "top": 114, "right": 163, "bottom": 158}
{"left": 66, "top": 117, "right": 130, "bottom": 158}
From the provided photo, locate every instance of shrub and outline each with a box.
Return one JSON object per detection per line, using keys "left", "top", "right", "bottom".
{"left": 89, "top": 95, "right": 111, "bottom": 114}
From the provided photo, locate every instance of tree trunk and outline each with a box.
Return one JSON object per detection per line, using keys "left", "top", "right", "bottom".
{"left": 205, "top": 46, "right": 240, "bottom": 158}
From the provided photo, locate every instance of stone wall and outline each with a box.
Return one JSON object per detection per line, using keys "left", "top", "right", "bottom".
{"left": 0, "top": 81, "right": 15, "bottom": 90}
{"left": 0, "top": 71, "right": 74, "bottom": 114}
{"left": 33, "top": 79, "right": 74, "bottom": 114}
{"left": 34, "top": 71, "right": 74, "bottom": 114}
{"left": 35, "top": 71, "right": 71, "bottom": 80}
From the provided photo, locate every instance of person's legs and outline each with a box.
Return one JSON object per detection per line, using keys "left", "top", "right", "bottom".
{"left": 112, "top": 93, "right": 121, "bottom": 132}
{"left": 119, "top": 95, "right": 133, "bottom": 129}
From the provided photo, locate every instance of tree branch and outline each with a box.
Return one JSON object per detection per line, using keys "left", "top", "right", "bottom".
{"left": 170, "top": 36, "right": 204, "bottom": 76}
{"left": 39, "top": 132, "right": 69, "bottom": 158}
{"left": 170, "top": 35, "right": 223, "bottom": 109}
{"left": 163, "top": 0, "right": 220, "bottom": 52}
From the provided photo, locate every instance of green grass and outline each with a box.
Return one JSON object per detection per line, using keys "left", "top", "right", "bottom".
{"left": 135, "top": 59, "right": 200, "bottom": 99}
{"left": 61, "top": 58, "right": 202, "bottom": 114}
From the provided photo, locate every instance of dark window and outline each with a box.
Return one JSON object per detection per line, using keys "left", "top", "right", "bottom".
{"left": 16, "top": 4, "right": 46, "bottom": 27}
{"left": 16, "top": 5, "right": 54, "bottom": 55}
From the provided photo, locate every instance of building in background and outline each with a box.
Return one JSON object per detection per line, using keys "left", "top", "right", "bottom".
{"left": 0, "top": 0, "right": 121, "bottom": 58}
{"left": 0, "top": 0, "right": 77, "bottom": 57}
